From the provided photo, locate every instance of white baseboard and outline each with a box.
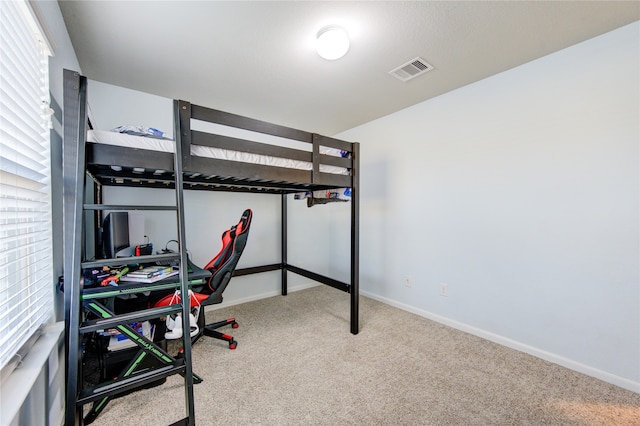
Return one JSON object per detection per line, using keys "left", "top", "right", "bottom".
{"left": 204, "top": 282, "right": 319, "bottom": 312}
{"left": 361, "top": 290, "right": 640, "bottom": 394}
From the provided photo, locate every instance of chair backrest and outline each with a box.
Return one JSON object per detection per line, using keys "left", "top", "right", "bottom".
{"left": 203, "top": 209, "right": 252, "bottom": 300}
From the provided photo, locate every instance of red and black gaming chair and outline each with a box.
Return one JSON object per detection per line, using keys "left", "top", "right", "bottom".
{"left": 154, "top": 209, "right": 252, "bottom": 349}
{"left": 198, "top": 208, "right": 252, "bottom": 348}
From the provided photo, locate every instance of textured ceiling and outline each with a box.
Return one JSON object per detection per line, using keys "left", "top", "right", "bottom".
{"left": 58, "top": 1, "right": 639, "bottom": 135}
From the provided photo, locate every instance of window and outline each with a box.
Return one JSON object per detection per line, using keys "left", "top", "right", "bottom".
{"left": 0, "top": 0, "right": 53, "bottom": 372}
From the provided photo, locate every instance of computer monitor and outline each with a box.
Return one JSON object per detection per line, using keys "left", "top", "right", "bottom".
{"left": 102, "top": 212, "right": 130, "bottom": 259}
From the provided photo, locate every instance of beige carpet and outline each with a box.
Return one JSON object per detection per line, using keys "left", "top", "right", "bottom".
{"left": 88, "top": 285, "right": 640, "bottom": 425}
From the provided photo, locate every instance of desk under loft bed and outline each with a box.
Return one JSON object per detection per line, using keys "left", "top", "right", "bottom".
{"left": 63, "top": 70, "right": 359, "bottom": 425}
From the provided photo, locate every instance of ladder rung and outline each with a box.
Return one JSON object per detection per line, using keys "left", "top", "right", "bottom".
{"left": 77, "top": 363, "right": 185, "bottom": 404}
{"left": 80, "top": 305, "right": 182, "bottom": 333}
{"left": 81, "top": 252, "right": 180, "bottom": 268}
{"left": 83, "top": 204, "right": 177, "bottom": 211}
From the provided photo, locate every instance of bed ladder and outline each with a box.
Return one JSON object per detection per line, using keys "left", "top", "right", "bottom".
{"left": 62, "top": 70, "right": 197, "bottom": 426}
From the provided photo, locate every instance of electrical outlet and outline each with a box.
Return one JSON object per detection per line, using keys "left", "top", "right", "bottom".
{"left": 404, "top": 275, "right": 412, "bottom": 288}
{"left": 439, "top": 282, "right": 448, "bottom": 297}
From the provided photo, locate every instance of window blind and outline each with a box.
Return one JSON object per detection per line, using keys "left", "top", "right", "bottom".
{"left": 0, "top": 0, "right": 53, "bottom": 371}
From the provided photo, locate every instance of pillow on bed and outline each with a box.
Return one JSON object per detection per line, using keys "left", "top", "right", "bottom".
{"left": 111, "top": 125, "right": 171, "bottom": 140}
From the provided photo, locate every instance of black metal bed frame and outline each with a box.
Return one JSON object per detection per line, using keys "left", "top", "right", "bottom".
{"left": 63, "top": 70, "right": 359, "bottom": 425}
{"left": 86, "top": 101, "right": 360, "bottom": 328}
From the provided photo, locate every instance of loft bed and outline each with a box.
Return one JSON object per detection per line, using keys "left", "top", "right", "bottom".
{"left": 63, "top": 70, "right": 359, "bottom": 425}
{"left": 75, "top": 77, "right": 360, "bottom": 333}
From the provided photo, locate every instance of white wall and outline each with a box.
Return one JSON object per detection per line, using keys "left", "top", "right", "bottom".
{"left": 337, "top": 22, "right": 640, "bottom": 391}
{"left": 41, "top": 1, "right": 81, "bottom": 106}
{"left": 87, "top": 80, "right": 174, "bottom": 133}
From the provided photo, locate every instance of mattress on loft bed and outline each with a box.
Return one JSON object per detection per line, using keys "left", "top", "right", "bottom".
{"left": 86, "top": 129, "right": 350, "bottom": 176}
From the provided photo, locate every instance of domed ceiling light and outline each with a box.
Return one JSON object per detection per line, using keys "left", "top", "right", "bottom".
{"left": 316, "top": 25, "right": 350, "bottom": 60}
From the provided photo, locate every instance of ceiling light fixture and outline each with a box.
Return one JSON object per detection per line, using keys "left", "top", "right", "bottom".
{"left": 316, "top": 25, "right": 350, "bottom": 60}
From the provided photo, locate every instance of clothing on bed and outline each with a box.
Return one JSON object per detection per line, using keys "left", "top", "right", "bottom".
{"left": 111, "top": 125, "right": 171, "bottom": 139}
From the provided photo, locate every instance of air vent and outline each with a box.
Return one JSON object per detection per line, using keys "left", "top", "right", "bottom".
{"left": 389, "top": 57, "right": 434, "bottom": 82}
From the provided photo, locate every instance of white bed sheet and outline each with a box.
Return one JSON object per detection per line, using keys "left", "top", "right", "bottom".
{"left": 87, "top": 130, "right": 349, "bottom": 175}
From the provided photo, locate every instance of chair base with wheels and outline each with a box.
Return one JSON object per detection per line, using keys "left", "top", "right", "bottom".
{"left": 203, "top": 317, "right": 239, "bottom": 349}
{"left": 190, "top": 308, "right": 239, "bottom": 350}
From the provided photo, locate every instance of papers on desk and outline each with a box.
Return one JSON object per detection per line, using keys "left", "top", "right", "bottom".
{"left": 120, "top": 267, "right": 179, "bottom": 283}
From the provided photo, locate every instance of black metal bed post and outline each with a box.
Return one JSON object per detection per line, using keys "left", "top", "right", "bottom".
{"left": 350, "top": 142, "right": 360, "bottom": 335}
{"left": 174, "top": 100, "right": 196, "bottom": 425}
{"left": 92, "top": 181, "right": 101, "bottom": 259}
{"left": 62, "top": 69, "right": 88, "bottom": 426}
{"left": 281, "top": 193, "right": 288, "bottom": 295}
